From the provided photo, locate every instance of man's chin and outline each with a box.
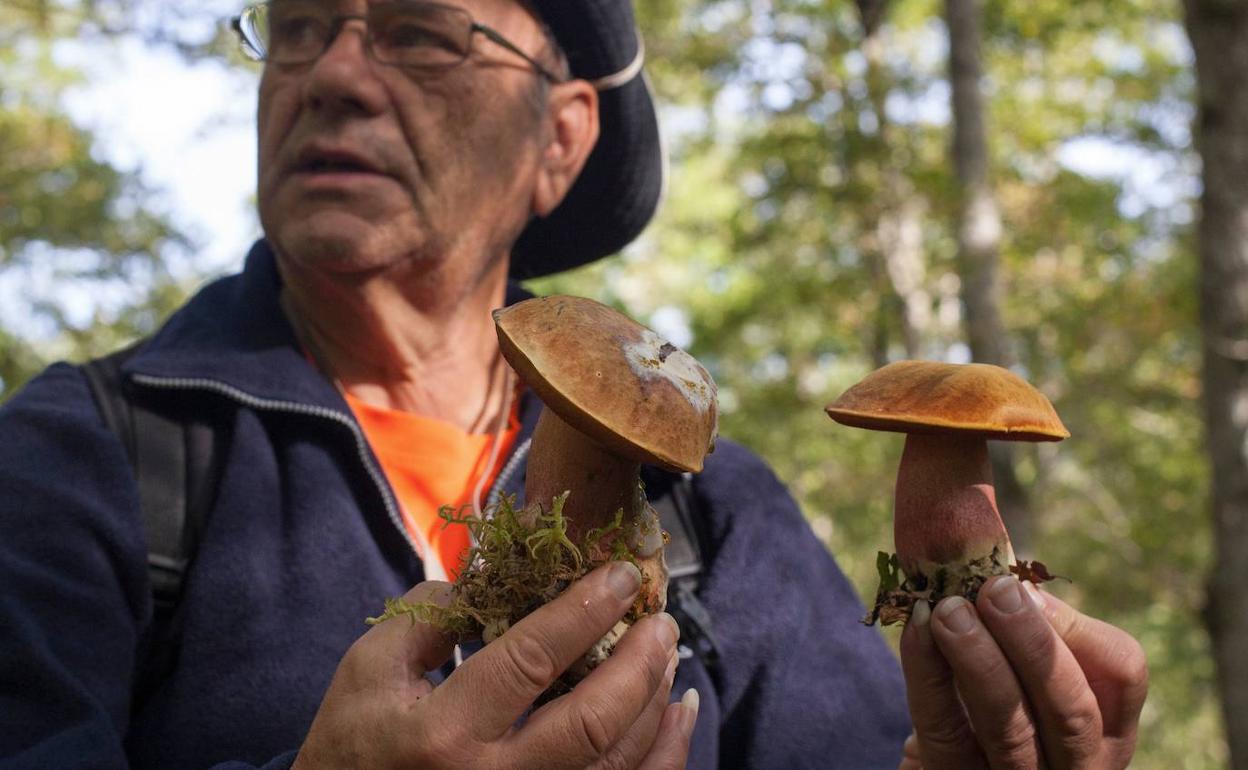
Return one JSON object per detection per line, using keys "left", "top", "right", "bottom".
{"left": 272, "top": 222, "right": 418, "bottom": 276}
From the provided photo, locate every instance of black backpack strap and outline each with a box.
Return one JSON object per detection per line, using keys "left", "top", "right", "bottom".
{"left": 82, "top": 344, "right": 222, "bottom": 709}
{"left": 82, "top": 345, "right": 192, "bottom": 614}
{"left": 652, "top": 472, "right": 721, "bottom": 672}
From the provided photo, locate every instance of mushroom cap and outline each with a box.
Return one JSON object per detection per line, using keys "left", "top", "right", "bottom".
{"left": 825, "top": 360, "right": 1069, "bottom": 441}
{"left": 494, "top": 295, "right": 718, "bottom": 471}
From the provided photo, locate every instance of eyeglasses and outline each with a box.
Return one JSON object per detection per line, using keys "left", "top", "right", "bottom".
{"left": 232, "top": 1, "right": 564, "bottom": 83}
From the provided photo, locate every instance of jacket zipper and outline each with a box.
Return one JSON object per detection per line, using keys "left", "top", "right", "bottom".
{"left": 485, "top": 437, "right": 531, "bottom": 510}
{"left": 130, "top": 373, "right": 417, "bottom": 556}
{"left": 451, "top": 435, "right": 532, "bottom": 668}
{"left": 130, "top": 374, "right": 536, "bottom": 560}
{"left": 133, "top": 374, "right": 539, "bottom": 673}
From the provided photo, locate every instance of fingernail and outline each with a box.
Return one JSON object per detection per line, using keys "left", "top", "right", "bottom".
{"left": 680, "top": 688, "right": 700, "bottom": 731}
{"left": 936, "top": 597, "right": 976, "bottom": 634}
{"left": 607, "top": 561, "right": 642, "bottom": 600}
{"left": 665, "top": 649, "right": 678, "bottom": 684}
{"left": 657, "top": 612, "right": 680, "bottom": 649}
{"left": 1023, "top": 581, "right": 1046, "bottom": 610}
{"left": 988, "top": 577, "right": 1024, "bottom": 614}
{"left": 909, "top": 597, "right": 931, "bottom": 630}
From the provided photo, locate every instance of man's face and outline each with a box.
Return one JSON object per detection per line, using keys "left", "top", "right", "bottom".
{"left": 256, "top": 0, "right": 553, "bottom": 278}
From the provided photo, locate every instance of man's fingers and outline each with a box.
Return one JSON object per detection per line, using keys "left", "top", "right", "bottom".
{"left": 357, "top": 580, "right": 457, "bottom": 678}
{"left": 584, "top": 646, "right": 679, "bottom": 770}
{"left": 928, "top": 596, "right": 1043, "bottom": 769}
{"left": 974, "top": 577, "right": 1103, "bottom": 767}
{"left": 899, "top": 599, "right": 988, "bottom": 770}
{"left": 636, "top": 688, "right": 700, "bottom": 770}
{"left": 1030, "top": 586, "right": 1149, "bottom": 748}
{"left": 435, "top": 562, "right": 643, "bottom": 742}
{"left": 519, "top": 612, "right": 680, "bottom": 766}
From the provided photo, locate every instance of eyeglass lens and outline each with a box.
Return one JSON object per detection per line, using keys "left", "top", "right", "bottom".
{"left": 247, "top": 1, "right": 474, "bottom": 67}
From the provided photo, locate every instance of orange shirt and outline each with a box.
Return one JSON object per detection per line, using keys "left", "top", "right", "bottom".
{"left": 345, "top": 390, "right": 520, "bottom": 581}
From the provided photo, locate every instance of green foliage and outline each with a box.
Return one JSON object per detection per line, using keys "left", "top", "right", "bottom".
{"left": 0, "top": 2, "right": 212, "bottom": 399}
{"left": 876, "top": 551, "right": 901, "bottom": 592}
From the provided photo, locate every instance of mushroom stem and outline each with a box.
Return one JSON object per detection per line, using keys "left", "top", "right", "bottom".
{"left": 893, "top": 433, "right": 1014, "bottom": 586}
{"left": 525, "top": 409, "right": 667, "bottom": 609}
{"left": 526, "top": 409, "right": 644, "bottom": 540}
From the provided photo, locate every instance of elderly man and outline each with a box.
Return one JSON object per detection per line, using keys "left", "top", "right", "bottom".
{"left": 0, "top": 1, "right": 1146, "bottom": 768}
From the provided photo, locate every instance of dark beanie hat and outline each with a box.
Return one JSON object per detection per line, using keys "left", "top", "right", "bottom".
{"left": 510, "top": 0, "right": 664, "bottom": 279}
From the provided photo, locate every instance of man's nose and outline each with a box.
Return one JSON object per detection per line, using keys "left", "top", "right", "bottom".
{"left": 302, "top": 20, "right": 386, "bottom": 115}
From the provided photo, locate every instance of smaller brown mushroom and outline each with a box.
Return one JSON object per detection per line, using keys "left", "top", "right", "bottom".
{"left": 825, "top": 360, "right": 1068, "bottom": 623}
{"left": 494, "top": 295, "right": 717, "bottom": 660}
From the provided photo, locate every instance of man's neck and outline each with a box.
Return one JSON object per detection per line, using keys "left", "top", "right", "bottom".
{"left": 278, "top": 255, "right": 513, "bottom": 433}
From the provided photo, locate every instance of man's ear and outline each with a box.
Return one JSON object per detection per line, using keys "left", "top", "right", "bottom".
{"left": 531, "top": 80, "right": 599, "bottom": 217}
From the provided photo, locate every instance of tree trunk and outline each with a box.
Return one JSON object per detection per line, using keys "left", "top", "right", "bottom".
{"left": 880, "top": 198, "right": 929, "bottom": 358}
{"left": 862, "top": 19, "right": 930, "bottom": 361}
{"left": 1184, "top": 2, "right": 1248, "bottom": 766}
{"left": 944, "top": 0, "right": 1033, "bottom": 553}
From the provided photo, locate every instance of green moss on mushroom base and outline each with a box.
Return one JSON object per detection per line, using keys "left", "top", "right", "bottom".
{"left": 366, "top": 489, "right": 648, "bottom": 649}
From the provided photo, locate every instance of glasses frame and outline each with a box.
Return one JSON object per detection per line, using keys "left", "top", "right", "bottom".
{"left": 232, "top": 1, "right": 564, "bottom": 83}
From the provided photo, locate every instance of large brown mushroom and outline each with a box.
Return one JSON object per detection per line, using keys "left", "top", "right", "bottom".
{"left": 825, "top": 360, "right": 1068, "bottom": 624}
{"left": 494, "top": 295, "right": 717, "bottom": 661}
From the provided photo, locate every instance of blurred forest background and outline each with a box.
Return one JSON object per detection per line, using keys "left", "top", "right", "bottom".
{"left": 4, "top": 0, "right": 1248, "bottom": 767}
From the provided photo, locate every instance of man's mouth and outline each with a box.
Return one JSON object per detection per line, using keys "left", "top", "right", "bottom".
{"left": 294, "top": 148, "right": 383, "bottom": 176}
{"left": 303, "top": 158, "right": 370, "bottom": 173}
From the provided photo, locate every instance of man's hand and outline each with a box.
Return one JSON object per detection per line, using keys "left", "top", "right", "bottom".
{"left": 899, "top": 575, "right": 1148, "bottom": 770}
{"left": 294, "top": 562, "right": 699, "bottom": 770}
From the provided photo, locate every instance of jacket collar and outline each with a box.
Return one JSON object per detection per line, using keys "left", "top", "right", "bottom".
{"left": 123, "top": 240, "right": 537, "bottom": 419}
{"left": 121, "top": 240, "right": 339, "bottom": 409}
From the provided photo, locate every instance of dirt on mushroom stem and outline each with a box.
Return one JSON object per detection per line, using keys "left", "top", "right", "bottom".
{"left": 865, "top": 550, "right": 1064, "bottom": 626}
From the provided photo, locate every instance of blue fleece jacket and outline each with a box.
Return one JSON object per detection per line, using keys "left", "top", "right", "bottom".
{"left": 0, "top": 242, "right": 910, "bottom": 769}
